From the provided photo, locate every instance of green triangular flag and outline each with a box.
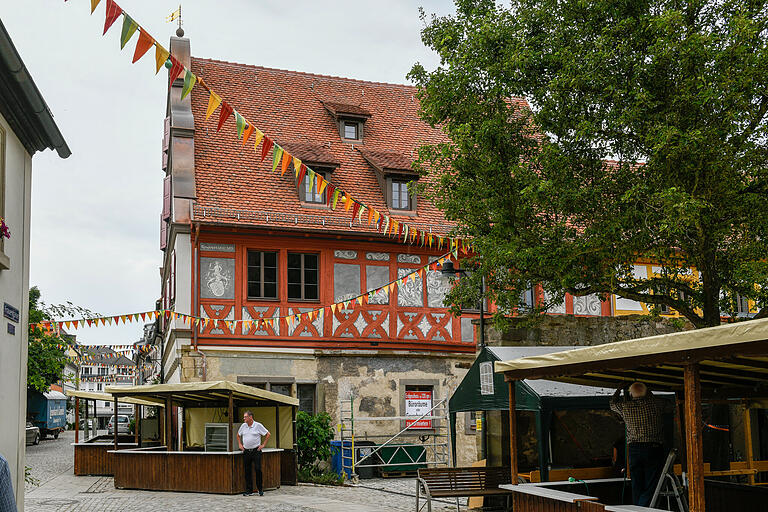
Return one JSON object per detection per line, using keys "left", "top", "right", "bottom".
{"left": 307, "top": 170, "right": 316, "bottom": 193}
{"left": 272, "top": 146, "right": 283, "bottom": 172}
{"left": 120, "top": 15, "right": 139, "bottom": 50}
{"left": 181, "top": 69, "right": 196, "bottom": 100}
{"left": 331, "top": 189, "right": 341, "bottom": 209}
{"left": 235, "top": 111, "right": 246, "bottom": 138}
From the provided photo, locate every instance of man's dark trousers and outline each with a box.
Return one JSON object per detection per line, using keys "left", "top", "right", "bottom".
{"left": 628, "top": 442, "right": 665, "bottom": 506}
{"left": 243, "top": 448, "right": 263, "bottom": 494}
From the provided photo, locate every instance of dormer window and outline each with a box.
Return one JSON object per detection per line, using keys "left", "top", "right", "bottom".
{"left": 322, "top": 101, "right": 371, "bottom": 143}
{"left": 343, "top": 121, "right": 360, "bottom": 140}
{"left": 357, "top": 148, "right": 418, "bottom": 213}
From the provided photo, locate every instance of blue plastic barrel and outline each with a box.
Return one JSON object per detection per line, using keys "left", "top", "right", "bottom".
{"left": 330, "top": 440, "right": 353, "bottom": 478}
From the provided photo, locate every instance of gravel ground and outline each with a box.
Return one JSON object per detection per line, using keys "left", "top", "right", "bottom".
{"left": 23, "top": 431, "right": 463, "bottom": 511}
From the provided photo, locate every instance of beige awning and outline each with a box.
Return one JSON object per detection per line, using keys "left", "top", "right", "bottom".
{"left": 65, "top": 389, "right": 165, "bottom": 407}
{"left": 495, "top": 318, "right": 768, "bottom": 397}
{"left": 105, "top": 380, "right": 299, "bottom": 407}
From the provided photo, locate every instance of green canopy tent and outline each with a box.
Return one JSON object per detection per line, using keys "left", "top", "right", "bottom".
{"left": 449, "top": 346, "right": 615, "bottom": 481}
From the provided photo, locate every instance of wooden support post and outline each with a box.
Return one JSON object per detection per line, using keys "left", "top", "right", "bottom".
{"left": 74, "top": 397, "right": 80, "bottom": 444}
{"left": 113, "top": 397, "right": 119, "bottom": 451}
{"left": 228, "top": 391, "right": 234, "bottom": 452}
{"left": 134, "top": 404, "right": 139, "bottom": 444}
{"left": 158, "top": 405, "right": 164, "bottom": 447}
{"left": 508, "top": 380, "right": 518, "bottom": 484}
{"left": 165, "top": 396, "right": 172, "bottom": 451}
{"left": 744, "top": 402, "right": 755, "bottom": 485}
{"left": 137, "top": 405, "right": 142, "bottom": 448}
{"left": 275, "top": 405, "right": 280, "bottom": 449}
{"left": 684, "top": 363, "right": 705, "bottom": 512}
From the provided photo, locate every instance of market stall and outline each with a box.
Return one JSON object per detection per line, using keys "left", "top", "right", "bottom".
{"left": 449, "top": 346, "right": 618, "bottom": 482}
{"left": 105, "top": 380, "right": 299, "bottom": 494}
{"left": 66, "top": 389, "right": 164, "bottom": 476}
{"left": 496, "top": 319, "right": 768, "bottom": 512}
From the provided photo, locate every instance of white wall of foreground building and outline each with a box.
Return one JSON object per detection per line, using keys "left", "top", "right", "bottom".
{"left": 0, "top": 113, "right": 33, "bottom": 509}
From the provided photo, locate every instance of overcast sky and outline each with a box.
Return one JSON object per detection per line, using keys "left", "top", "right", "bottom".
{"left": 2, "top": 1, "right": 451, "bottom": 345}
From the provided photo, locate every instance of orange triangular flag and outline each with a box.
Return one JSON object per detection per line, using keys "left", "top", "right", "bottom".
{"left": 132, "top": 30, "right": 154, "bottom": 64}
{"left": 281, "top": 150, "right": 291, "bottom": 176}
{"left": 91, "top": 0, "right": 102, "bottom": 13}
{"left": 242, "top": 123, "right": 254, "bottom": 145}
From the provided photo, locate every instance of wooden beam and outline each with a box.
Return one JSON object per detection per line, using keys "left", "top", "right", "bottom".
{"left": 75, "top": 397, "right": 79, "bottom": 444}
{"left": 508, "top": 380, "right": 518, "bottom": 484}
{"left": 684, "top": 363, "right": 705, "bottom": 512}
{"left": 228, "top": 391, "right": 234, "bottom": 452}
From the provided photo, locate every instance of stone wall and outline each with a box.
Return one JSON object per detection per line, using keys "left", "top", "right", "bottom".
{"left": 484, "top": 314, "right": 691, "bottom": 347}
{"left": 179, "top": 348, "right": 478, "bottom": 467}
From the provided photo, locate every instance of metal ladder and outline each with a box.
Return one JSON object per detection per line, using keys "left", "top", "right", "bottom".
{"left": 649, "top": 449, "right": 689, "bottom": 512}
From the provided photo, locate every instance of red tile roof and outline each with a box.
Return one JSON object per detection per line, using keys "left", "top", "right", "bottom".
{"left": 189, "top": 58, "right": 458, "bottom": 235}
{"left": 322, "top": 101, "right": 372, "bottom": 118}
{"left": 357, "top": 148, "right": 413, "bottom": 173}
{"left": 280, "top": 142, "right": 340, "bottom": 167}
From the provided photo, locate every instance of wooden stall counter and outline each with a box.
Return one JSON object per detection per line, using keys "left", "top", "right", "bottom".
{"left": 73, "top": 436, "right": 138, "bottom": 476}
{"left": 113, "top": 448, "right": 283, "bottom": 494}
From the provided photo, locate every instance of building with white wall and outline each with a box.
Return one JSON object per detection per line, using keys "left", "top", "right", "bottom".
{"left": 0, "top": 19, "right": 70, "bottom": 509}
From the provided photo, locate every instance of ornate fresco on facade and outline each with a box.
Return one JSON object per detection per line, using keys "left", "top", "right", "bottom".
{"left": 200, "top": 257, "right": 235, "bottom": 299}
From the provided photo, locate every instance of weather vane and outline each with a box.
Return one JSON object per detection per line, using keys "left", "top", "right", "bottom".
{"left": 166, "top": 4, "right": 184, "bottom": 37}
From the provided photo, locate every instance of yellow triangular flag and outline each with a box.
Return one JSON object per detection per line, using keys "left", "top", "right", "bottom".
{"left": 205, "top": 91, "right": 222, "bottom": 119}
{"left": 154, "top": 44, "right": 170, "bottom": 74}
{"left": 293, "top": 157, "right": 302, "bottom": 177}
{"left": 252, "top": 129, "right": 264, "bottom": 151}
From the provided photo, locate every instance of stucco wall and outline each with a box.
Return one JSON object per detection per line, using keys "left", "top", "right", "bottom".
{"left": 179, "top": 348, "right": 478, "bottom": 466}
{"left": 0, "top": 114, "right": 33, "bottom": 510}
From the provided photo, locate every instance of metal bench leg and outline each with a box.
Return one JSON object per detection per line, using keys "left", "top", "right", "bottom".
{"left": 455, "top": 496, "right": 460, "bottom": 511}
{"left": 416, "top": 479, "right": 420, "bottom": 512}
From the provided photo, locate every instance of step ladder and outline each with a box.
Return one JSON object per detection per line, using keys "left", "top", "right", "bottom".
{"left": 649, "top": 449, "right": 688, "bottom": 512}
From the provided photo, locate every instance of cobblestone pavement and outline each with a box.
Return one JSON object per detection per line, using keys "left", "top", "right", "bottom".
{"left": 25, "top": 430, "right": 76, "bottom": 492}
{"left": 24, "top": 432, "right": 462, "bottom": 511}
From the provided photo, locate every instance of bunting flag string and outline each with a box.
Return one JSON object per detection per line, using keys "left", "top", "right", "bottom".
{"left": 74, "top": 0, "right": 473, "bottom": 255}
{"left": 30, "top": 251, "right": 459, "bottom": 334}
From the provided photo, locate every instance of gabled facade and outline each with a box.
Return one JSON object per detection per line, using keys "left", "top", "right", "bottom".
{"left": 158, "top": 36, "right": 483, "bottom": 464}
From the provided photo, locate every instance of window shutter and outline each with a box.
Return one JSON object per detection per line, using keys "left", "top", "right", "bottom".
{"left": 162, "top": 116, "right": 170, "bottom": 152}
{"left": 160, "top": 214, "right": 168, "bottom": 250}
{"left": 162, "top": 176, "right": 171, "bottom": 220}
{"left": 170, "top": 251, "right": 176, "bottom": 302}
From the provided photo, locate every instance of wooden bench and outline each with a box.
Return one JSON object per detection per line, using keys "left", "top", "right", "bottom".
{"left": 416, "top": 467, "right": 514, "bottom": 512}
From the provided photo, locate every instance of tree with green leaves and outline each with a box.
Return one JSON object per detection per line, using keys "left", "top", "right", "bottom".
{"left": 27, "top": 287, "right": 97, "bottom": 392}
{"left": 409, "top": 0, "right": 768, "bottom": 328}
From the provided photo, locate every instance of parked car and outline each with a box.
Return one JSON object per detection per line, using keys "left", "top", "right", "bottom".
{"left": 107, "top": 415, "right": 131, "bottom": 434}
{"left": 25, "top": 422, "right": 40, "bottom": 446}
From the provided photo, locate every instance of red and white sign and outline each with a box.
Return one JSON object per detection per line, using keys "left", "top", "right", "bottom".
{"left": 405, "top": 390, "right": 432, "bottom": 429}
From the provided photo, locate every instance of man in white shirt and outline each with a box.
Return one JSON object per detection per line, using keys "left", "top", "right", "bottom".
{"left": 237, "top": 411, "right": 270, "bottom": 496}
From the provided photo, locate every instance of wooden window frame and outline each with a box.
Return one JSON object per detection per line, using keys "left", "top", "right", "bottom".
{"left": 287, "top": 252, "right": 320, "bottom": 302}
{"left": 386, "top": 177, "right": 417, "bottom": 212}
{"left": 339, "top": 119, "right": 362, "bottom": 141}
{"left": 246, "top": 250, "right": 279, "bottom": 300}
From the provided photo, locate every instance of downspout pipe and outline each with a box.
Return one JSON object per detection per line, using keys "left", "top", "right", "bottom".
{"left": 192, "top": 222, "right": 206, "bottom": 380}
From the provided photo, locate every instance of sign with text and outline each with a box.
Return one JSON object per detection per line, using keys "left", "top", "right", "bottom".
{"left": 404, "top": 390, "right": 432, "bottom": 429}
{"left": 4, "top": 303, "right": 19, "bottom": 323}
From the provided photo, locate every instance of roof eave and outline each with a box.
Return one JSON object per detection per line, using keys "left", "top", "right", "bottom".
{"left": 0, "top": 19, "right": 70, "bottom": 159}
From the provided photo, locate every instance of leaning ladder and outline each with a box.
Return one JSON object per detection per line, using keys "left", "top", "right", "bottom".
{"left": 649, "top": 449, "right": 689, "bottom": 512}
